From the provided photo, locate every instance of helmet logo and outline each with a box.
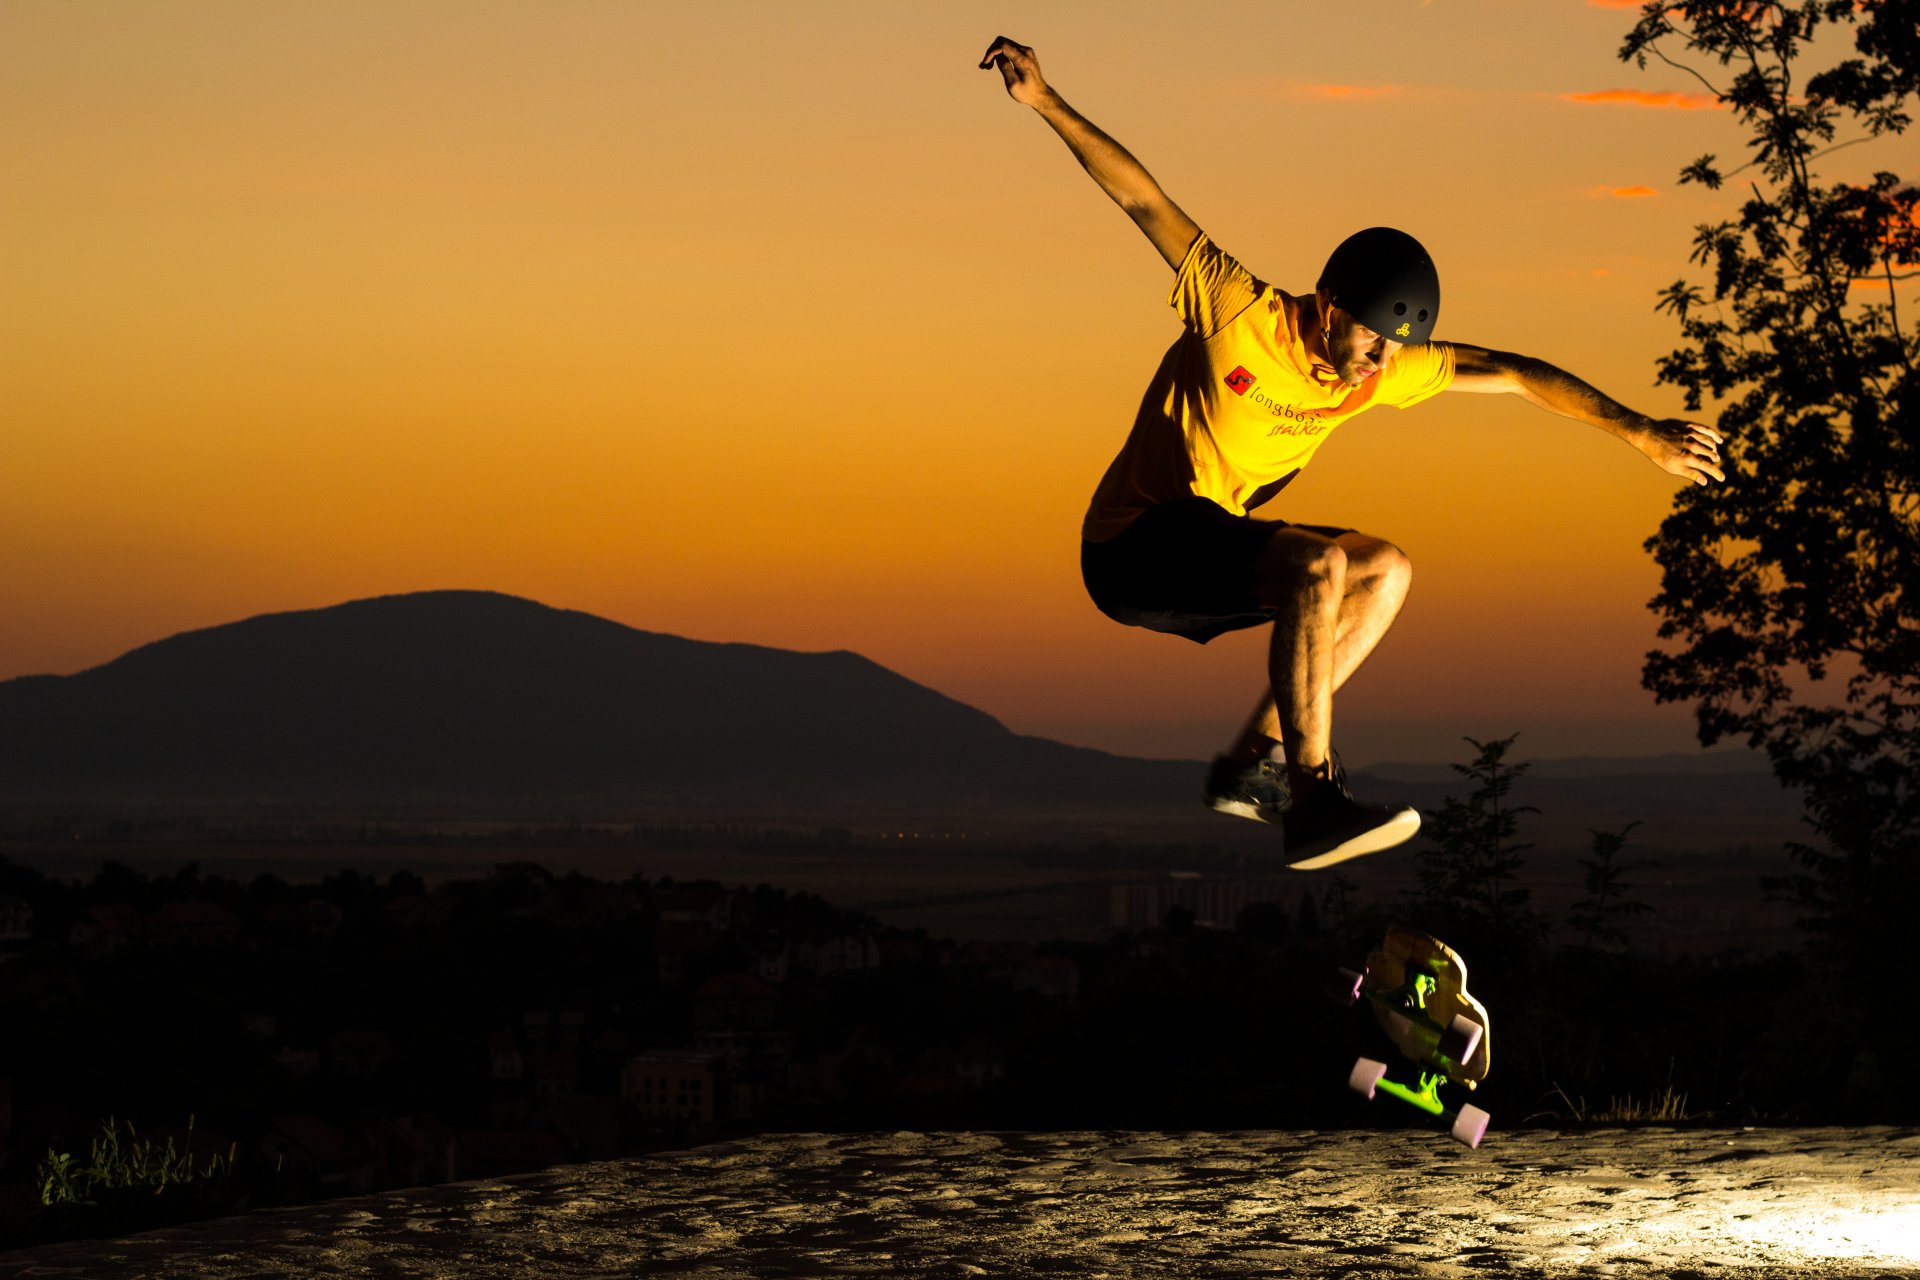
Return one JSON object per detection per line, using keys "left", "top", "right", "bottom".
{"left": 1394, "top": 322, "right": 1411, "bottom": 338}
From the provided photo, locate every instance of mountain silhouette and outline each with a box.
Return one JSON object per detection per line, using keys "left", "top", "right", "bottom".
{"left": 0, "top": 591, "right": 1193, "bottom": 814}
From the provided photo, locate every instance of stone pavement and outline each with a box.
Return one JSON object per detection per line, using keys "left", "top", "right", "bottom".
{"left": 3, "top": 1127, "right": 1917, "bottom": 1278}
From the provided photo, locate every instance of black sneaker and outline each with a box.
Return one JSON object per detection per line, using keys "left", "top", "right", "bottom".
{"left": 1204, "top": 754, "right": 1290, "bottom": 825}
{"left": 1282, "top": 766, "right": 1420, "bottom": 870}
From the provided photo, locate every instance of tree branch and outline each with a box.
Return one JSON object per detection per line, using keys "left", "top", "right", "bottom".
{"left": 1883, "top": 253, "right": 1914, "bottom": 366}
{"left": 1646, "top": 40, "right": 1728, "bottom": 99}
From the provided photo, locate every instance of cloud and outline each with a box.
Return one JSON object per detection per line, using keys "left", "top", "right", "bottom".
{"left": 1292, "top": 83, "right": 1404, "bottom": 100}
{"left": 1562, "top": 88, "right": 1722, "bottom": 110}
{"left": 1222, "top": 79, "right": 1415, "bottom": 105}
{"left": 1589, "top": 185, "right": 1661, "bottom": 198}
{"left": 1587, "top": 0, "right": 1650, "bottom": 8}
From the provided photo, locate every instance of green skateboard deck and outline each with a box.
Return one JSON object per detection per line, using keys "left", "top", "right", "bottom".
{"left": 1332, "top": 926, "right": 1492, "bottom": 1147}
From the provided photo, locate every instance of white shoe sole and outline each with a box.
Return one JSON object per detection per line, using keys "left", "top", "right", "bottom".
{"left": 1206, "top": 796, "right": 1286, "bottom": 826}
{"left": 1285, "top": 807, "right": 1422, "bottom": 870}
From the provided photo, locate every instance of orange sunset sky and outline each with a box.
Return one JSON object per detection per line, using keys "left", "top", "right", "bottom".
{"left": 3, "top": 1, "right": 1912, "bottom": 765}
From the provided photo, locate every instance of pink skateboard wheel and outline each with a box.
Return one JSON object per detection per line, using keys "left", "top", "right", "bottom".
{"left": 1348, "top": 1057, "right": 1388, "bottom": 1100}
{"left": 1451, "top": 1104, "right": 1490, "bottom": 1148}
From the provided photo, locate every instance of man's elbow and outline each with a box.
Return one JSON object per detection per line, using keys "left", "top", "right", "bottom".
{"left": 1449, "top": 344, "right": 1531, "bottom": 395}
{"left": 1477, "top": 349, "right": 1576, "bottom": 397}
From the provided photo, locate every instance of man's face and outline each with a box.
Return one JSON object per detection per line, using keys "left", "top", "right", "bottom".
{"left": 1318, "top": 293, "right": 1404, "bottom": 387}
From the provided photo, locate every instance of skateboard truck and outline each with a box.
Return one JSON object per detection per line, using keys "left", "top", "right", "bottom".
{"left": 1329, "top": 929, "right": 1492, "bottom": 1148}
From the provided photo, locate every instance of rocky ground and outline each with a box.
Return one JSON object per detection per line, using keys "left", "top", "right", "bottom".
{"left": 3, "top": 1127, "right": 1917, "bottom": 1278}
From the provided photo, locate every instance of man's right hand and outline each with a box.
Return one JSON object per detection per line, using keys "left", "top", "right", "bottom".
{"left": 976, "top": 36, "right": 1200, "bottom": 272}
{"left": 979, "top": 37, "right": 1050, "bottom": 108}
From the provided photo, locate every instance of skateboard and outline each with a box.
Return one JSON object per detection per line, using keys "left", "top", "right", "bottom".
{"left": 1328, "top": 926, "right": 1492, "bottom": 1147}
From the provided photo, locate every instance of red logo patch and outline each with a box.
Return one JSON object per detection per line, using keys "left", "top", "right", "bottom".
{"left": 1225, "top": 367, "right": 1256, "bottom": 395}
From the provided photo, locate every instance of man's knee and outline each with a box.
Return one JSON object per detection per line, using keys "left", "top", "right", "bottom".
{"left": 1257, "top": 530, "right": 1348, "bottom": 599}
{"left": 1340, "top": 534, "right": 1412, "bottom": 597}
{"left": 1373, "top": 542, "right": 1413, "bottom": 596}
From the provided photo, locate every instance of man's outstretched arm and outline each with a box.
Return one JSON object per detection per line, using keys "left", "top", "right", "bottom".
{"left": 980, "top": 36, "right": 1200, "bottom": 271}
{"left": 1443, "top": 343, "right": 1727, "bottom": 487}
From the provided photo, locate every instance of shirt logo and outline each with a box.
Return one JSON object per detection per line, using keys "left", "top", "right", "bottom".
{"left": 1225, "top": 366, "right": 1256, "bottom": 395}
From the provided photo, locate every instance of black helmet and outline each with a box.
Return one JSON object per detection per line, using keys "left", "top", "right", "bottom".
{"left": 1317, "top": 227, "right": 1440, "bottom": 344}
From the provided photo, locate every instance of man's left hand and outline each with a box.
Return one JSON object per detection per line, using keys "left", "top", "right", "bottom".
{"left": 1638, "top": 418, "right": 1726, "bottom": 486}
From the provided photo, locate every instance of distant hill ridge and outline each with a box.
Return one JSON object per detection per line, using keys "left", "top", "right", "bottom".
{"left": 0, "top": 590, "right": 1191, "bottom": 812}
{"left": 1361, "top": 751, "right": 1771, "bottom": 783}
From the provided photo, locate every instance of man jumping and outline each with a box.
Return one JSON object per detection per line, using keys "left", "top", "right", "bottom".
{"left": 980, "top": 37, "right": 1727, "bottom": 869}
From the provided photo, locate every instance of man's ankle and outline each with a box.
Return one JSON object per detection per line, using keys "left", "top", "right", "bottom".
{"left": 1227, "top": 737, "right": 1283, "bottom": 767}
{"left": 1287, "top": 758, "right": 1336, "bottom": 794}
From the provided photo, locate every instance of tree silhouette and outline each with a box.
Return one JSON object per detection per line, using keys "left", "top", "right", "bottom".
{"left": 1413, "top": 735, "right": 1538, "bottom": 957}
{"left": 1623, "top": 1, "right": 1918, "bottom": 980}
{"left": 1568, "top": 822, "right": 1656, "bottom": 951}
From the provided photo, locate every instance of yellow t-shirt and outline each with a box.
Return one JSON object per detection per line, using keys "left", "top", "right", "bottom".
{"left": 1082, "top": 232, "right": 1456, "bottom": 542}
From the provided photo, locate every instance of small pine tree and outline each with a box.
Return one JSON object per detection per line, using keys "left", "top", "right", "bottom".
{"left": 1415, "top": 735, "right": 1539, "bottom": 949}
{"left": 1568, "top": 821, "right": 1656, "bottom": 951}
{"left": 1296, "top": 886, "right": 1323, "bottom": 938}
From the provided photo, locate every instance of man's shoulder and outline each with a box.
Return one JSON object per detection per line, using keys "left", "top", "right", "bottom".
{"left": 1222, "top": 285, "right": 1309, "bottom": 354}
{"left": 1204, "top": 277, "right": 1298, "bottom": 328}
{"left": 1383, "top": 339, "right": 1451, "bottom": 376}
{"left": 1376, "top": 339, "right": 1458, "bottom": 407}
{"left": 1183, "top": 233, "right": 1284, "bottom": 296}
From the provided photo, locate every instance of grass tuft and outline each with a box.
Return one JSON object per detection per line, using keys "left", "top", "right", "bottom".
{"left": 1540, "top": 1081, "right": 1693, "bottom": 1123}
{"left": 37, "top": 1116, "right": 237, "bottom": 1207}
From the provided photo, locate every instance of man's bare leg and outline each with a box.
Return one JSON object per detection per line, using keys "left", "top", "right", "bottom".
{"left": 1205, "top": 526, "right": 1423, "bottom": 864}
{"left": 1248, "top": 528, "right": 1347, "bottom": 778}
{"left": 1228, "top": 531, "right": 1413, "bottom": 769}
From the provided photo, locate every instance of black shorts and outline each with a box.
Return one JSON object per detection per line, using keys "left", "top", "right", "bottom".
{"left": 1080, "top": 498, "right": 1351, "bottom": 645}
